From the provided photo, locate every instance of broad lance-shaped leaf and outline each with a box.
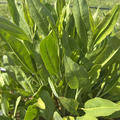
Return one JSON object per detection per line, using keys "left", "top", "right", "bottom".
{"left": 33, "top": 0, "right": 55, "bottom": 25}
{"left": 56, "top": 0, "right": 65, "bottom": 17}
{"left": 53, "top": 111, "right": 62, "bottom": 120}
{"left": 27, "top": 0, "right": 48, "bottom": 36}
{"left": 89, "top": 9, "right": 95, "bottom": 33}
{"left": 7, "top": 0, "right": 31, "bottom": 37}
{"left": 27, "top": 0, "right": 55, "bottom": 36}
{"left": 23, "top": 0, "right": 34, "bottom": 28}
{"left": 13, "top": 96, "right": 21, "bottom": 118}
{"left": 48, "top": 78, "right": 59, "bottom": 98}
{"left": 79, "top": 0, "right": 90, "bottom": 31}
{"left": 94, "top": 32, "right": 120, "bottom": 67}
{"left": 59, "top": 97, "right": 79, "bottom": 115}
{"left": 40, "top": 31, "right": 60, "bottom": 76}
{"left": 72, "top": 0, "right": 88, "bottom": 53}
{"left": 1, "top": 96, "right": 9, "bottom": 116}
{"left": 76, "top": 115, "right": 97, "bottom": 120}
{"left": 34, "top": 98, "right": 46, "bottom": 110}
{"left": 92, "top": 5, "right": 120, "bottom": 46}
{"left": 39, "top": 89, "right": 55, "bottom": 120}
{"left": 83, "top": 97, "right": 120, "bottom": 117}
{"left": 15, "top": 1, "right": 32, "bottom": 37}
{"left": 64, "top": 56, "right": 89, "bottom": 89}
{"left": 24, "top": 105, "right": 38, "bottom": 120}
{"left": 88, "top": 64, "right": 101, "bottom": 86}
{"left": 0, "top": 31, "right": 37, "bottom": 74}
{"left": 7, "top": 0, "right": 19, "bottom": 25}
{"left": 0, "top": 17, "right": 29, "bottom": 41}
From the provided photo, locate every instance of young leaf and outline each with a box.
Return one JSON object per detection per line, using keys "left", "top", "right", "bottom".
{"left": 48, "top": 77, "right": 59, "bottom": 98}
{"left": 56, "top": 0, "right": 65, "bottom": 17}
{"left": 89, "top": 9, "right": 95, "bottom": 33}
{"left": 94, "top": 34, "right": 120, "bottom": 67}
{"left": 59, "top": 97, "right": 79, "bottom": 115}
{"left": 39, "top": 89, "right": 55, "bottom": 120}
{"left": 40, "top": 31, "right": 60, "bottom": 76}
{"left": 7, "top": 0, "right": 20, "bottom": 25}
{"left": 83, "top": 97, "right": 120, "bottom": 117}
{"left": 79, "top": 0, "right": 90, "bottom": 31}
{"left": 34, "top": 98, "right": 46, "bottom": 110}
{"left": 72, "top": 0, "right": 88, "bottom": 53}
{"left": 13, "top": 96, "right": 21, "bottom": 118}
{"left": 1, "top": 96, "right": 9, "bottom": 116}
{"left": 24, "top": 105, "right": 38, "bottom": 120}
{"left": 92, "top": 5, "right": 120, "bottom": 46}
{"left": 53, "top": 111, "right": 63, "bottom": 120}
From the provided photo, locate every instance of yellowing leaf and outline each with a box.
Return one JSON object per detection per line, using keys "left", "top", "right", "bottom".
{"left": 35, "top": 98, "right": 46, "bottom": 109}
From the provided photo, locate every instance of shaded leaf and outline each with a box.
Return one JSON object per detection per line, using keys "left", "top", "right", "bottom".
{"left": 0, "top": 31, "right": 37, "bottom": 74}
{"left": 64, "top": 56, "right": 89, "bottom": 89}
{"left": 59, "top": 97, "right": 79, "bottom": 115}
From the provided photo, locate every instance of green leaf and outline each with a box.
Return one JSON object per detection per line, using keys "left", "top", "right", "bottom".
{"left": 27, "top": 0, "right": 48, "bottom": 35}
{"left": 38, "top": 89, "right": 55, "bottom": 120}
{"left": 48, "top": 77, "right": 59, "bottom": 98}
{"left": 0, "top": 116, "right": 12, "bottom": 120}
{"left": 34, "top": 98, "right": 46, "bottom": 110}
{"left": 79, "top": 0, "right": 90, "bottom": 31}
{"left": 83, "top": 97, "right": 120, "bottom": 117}
{"left": 88, "top": 64, "right": 101, "bottom": 85}
{"left": 0, "top": 17, "right": 29, "bottom": 41}
{"left": 40, "top": 31, "right": 60, "bottom": 76}
{"left": 23, "top": 0, "right": 34, "bottom": 28}
{"left": 27, "top": 0, "right": 48, "bottom": 36}
{"left": 63, "top": 116, "right": 75, "bottom": 120}
{"left": 56, "top": 0, "right": 65, "bottom": 17}
{"left": 72, "top": 0, "right": 88, "bottom": 53}
{"left": 0, "top": 72, "right": 10, "bottom": 87}
{"left": 7, "top": 0, "right": 31, "bottom": 37}
{"left": 1, "top": 96, "right": 9, "bottom": 116}
{"left": 53, "top": 111, "right": 63, "bottom": 120}
{"left": 5, "top": 66, "right": 33, "bottom": 94}
{"left": 64, "top": 56, "right": 89, "bottom": 89}
{"left": 7, "top": 0, "right": 20, "bottom": 25}
{"left": 59, "top": 97, "right": 79, "bottom": 115}
{"left": 0, "top": 31, "right": 37, "bottom": 74}
{"left": 13, "top": 96, "right": 21, "bottom": 118}
{"left": 76, "top": 115, "right": 97, "bottom": 120}
{"left": 92, "top": 5, "right": 120, "bottom": 46}
{"left": 24, "top": 105, "right": 38, "bottom": 120}
{"left": 27, "top": 0, "right": 55, "bottom": 36}
{"left": 89, "top": 9, "right": 95, "bottom": 33}
{"left": 94, "top": 34, "right": 120, "bottom": 67}
{"left": 15, "top": 2, "right": 32, "bottom": 37}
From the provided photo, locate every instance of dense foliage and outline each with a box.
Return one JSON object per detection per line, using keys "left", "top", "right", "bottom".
{"left": 0, "top": 0, "right": 120, "bottom": 119}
